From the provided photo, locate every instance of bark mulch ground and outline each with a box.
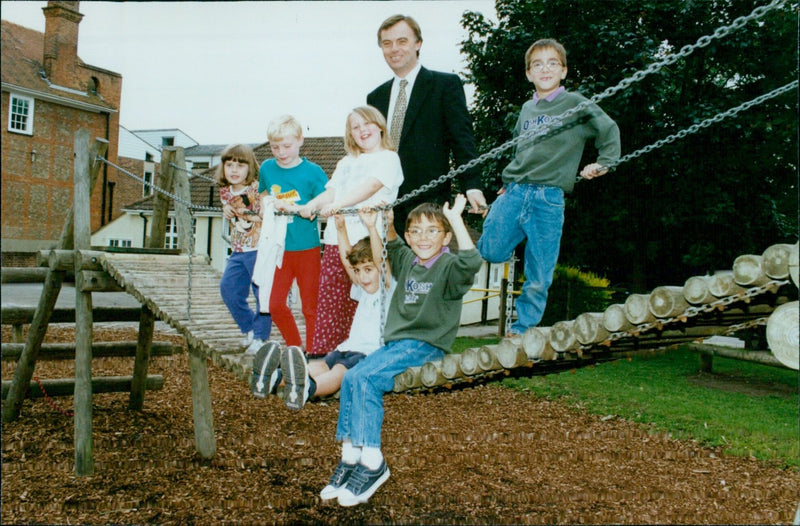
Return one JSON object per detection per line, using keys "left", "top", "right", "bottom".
{"left": 1, "top": 326, "right": 797, "bottom": 525}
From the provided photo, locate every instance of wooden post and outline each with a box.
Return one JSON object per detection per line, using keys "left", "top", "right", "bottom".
{"left": 521, "top": 327, "right": 555, "bottom": 361}
{"left": 648, "top": 286, "right": 689, "bottom": 318}
{"left": 683, "top": 275, "right": 715, "bottom": 304}
{"left": 172, "top": 148, "right": 192, "bottom": 254}
{"left": 129, "top": 305, "right": 156, "bottom": 410}
{"left": 765, "top": 301, "right": 799, "bottom": 370}
{"left": 708, "top": 271, "right": 746, "bottom": 297}
{"left": 574, "top": 312, "right": 610, "bottom": 345}
{"left": 623, "top": 293, "right": 655, "bottom": 325}
{"left": 189, "top": 350, "right": 216, "bottom": 459}
{"left": 550, "top": 320, "right": 578, "bottom": 353}
{"left": 761, "top": 243, "right": 794, "bottom": 280}
{"left": 602, "top": 304, "right": 634, "bottom": 333}
{"left": 73, "top": 129, "right": 94, "bottom": 476}
{"left": 733, "top": 254, "right": 771, "bottom": 287}
{"left": 129, "top": 151, "right": 177, "bottom": 409}
{"left": 2, "top": 137, "right": 107, "bottom": 424}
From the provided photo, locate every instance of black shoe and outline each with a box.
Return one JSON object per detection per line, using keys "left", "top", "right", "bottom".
{"left": 250, "top": 341, "right": 282, "bottom": 398}
{"left": 336, "top": 461, "right": 390, "bottom": 507}
{"left": 319, "top": 460, "right": 356, "bottom": 501}
{"left": 280, "top": 345, "right": 310, "bottom": 410}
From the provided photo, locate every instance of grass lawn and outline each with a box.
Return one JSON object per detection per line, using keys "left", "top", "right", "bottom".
{"left": 453, "top": 337, "right": 799, "bottom": 468}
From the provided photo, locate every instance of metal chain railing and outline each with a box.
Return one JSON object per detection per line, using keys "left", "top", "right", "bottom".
{"left": 170, "top": 162, "right": 217, "bottom": 184}
{"left": 606, "top": 80, "right": 798, "bottom": 172}
{"left": 595, "top": 279, "right": 791, "bottom": 351}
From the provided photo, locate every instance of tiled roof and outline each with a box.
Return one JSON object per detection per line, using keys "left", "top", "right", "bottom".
{"left": 0, "top": 20, "right": 117, "bottom": 111}
{"left": 123, "top": 137, "right": 346, "bottom": 213}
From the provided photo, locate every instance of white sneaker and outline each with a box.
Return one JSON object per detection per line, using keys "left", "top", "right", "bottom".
{"left": 337, "top": 461, "right": 390, "bottom": 507}
{"left": 244, "top": 338, "right": 264, "bottom": 356}
{"left": 240, "top": 331, "right": 254, "bottom": 348}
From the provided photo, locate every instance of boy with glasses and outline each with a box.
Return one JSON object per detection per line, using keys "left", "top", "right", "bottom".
{"left": 320, "top": 194, "right": 482, "bottom": 507}
{"left": 478, "top": 38, "right": 621, "bottom": 336}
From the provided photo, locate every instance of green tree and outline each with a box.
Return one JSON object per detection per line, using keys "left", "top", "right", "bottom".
{"left": 461, "top": 0, "right": 797, "bottom": 291}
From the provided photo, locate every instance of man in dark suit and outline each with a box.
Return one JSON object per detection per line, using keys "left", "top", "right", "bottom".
{"left": 367, "top": 14, "right": 488, "bottom": 232}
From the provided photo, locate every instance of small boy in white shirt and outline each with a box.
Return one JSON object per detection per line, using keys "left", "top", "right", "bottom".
{"left": 251, "top": 208, "right": 395, "bottom": 409}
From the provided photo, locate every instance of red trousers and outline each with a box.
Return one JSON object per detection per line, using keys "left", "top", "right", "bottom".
{"left": 269, "top": 247, "right": 320, "bottom": 353}
{"left": 310, "top": 244, "right": 358, "bottom": 356}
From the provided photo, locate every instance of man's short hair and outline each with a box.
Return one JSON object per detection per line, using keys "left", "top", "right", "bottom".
{"left": 377, "top": 14, "right": 423, "bottom": 50}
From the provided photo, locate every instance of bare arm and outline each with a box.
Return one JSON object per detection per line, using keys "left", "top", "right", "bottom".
{"left": 442, "top": 194, "right": 474, "bottom": 251}
{"left": 333, "top": 214, "right": 357, "bottom": 284}
{"left": 320, "top": 177, "right": 383, "bottom": 217}
{"left": 359, "top": 207, "right": 392, "bottom": 286}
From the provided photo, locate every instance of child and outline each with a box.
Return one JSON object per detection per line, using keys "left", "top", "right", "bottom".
{"left": 320, "top": 194, "right": 482, "bottom": 507}
{"left": 251, "top": 209, "right": 396, "bottom": 410}
{"left": 298, "top": 106, "right": 403, "bottom": 357}
{"left": 258, "top": 115, "right": 328, "bottom": 353}
{"left": 217, "top": 144, "right": 272, "bottom": 355}
{"left": 478, "top": 38, "right": 621, "bottom": 336}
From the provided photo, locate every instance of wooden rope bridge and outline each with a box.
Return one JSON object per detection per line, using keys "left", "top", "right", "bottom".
{"left": 2, "top": 132, "right": 797, "bottom": 479}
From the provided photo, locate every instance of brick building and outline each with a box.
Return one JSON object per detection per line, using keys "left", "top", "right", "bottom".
{"left": 1, "top": 1, "right": 122, "bottom": 265}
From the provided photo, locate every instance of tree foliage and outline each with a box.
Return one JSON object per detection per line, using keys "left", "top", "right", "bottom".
{"left": 461, "top": 0, "right": 798, "bottom": 291}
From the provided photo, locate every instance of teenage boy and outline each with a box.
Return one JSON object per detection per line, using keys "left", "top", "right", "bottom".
{"left": 251, "top": 209, "right": 396, "bottom": 409}
{"left": 320, "top": 194, "right": 483, "bottom": 507}
{"left": 478, "top": 38, "right": 621, "bottom": 336}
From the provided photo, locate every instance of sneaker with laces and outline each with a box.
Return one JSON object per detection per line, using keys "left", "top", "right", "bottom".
{"left": 280, "top": 345, "right": 310, "bottom": 410}
{"left": 239, "top": 330, "right": 254, "bottom": 348}
{"left": 336, "top": 461, "right": 390, "bottom": 507}
{"left": 319, "top": 460, "right": 356, "bottom": 501}
{"left": 250, "top": 341, "right": 282, "bottom": 398}
{"left": 244, "top": 338, "right": 265, "bottom": 356}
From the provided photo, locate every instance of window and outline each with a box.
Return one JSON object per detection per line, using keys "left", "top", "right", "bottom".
{"left": 164, "top": 217, "right": 179, "bottom": 249}
{"left": 108, "top": 239, "right": 132, "bottom": 248}
{"left": 8, "top": 94, "right": 34, "bottom": 134}
{"left": 162, "top": 136, "right": 174, "bottom": 147}
{"left": 145, "top": 152, "right": 154, "bottom": 162}
{"left": 164, "top": 217, "right": 196, "bottom": 249}
{"left": 143, "top": 171, "right": 154, "bottom": 197}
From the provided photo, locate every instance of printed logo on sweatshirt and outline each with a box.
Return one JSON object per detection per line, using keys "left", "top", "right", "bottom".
{"left": 270, "top": 185, "right": 301, "bottom": 204}
{"left": 404, "top": 278, "right": 433, "bottom": 304}
{"left": 521, "top": 114, "right": 563, "bottom": 133}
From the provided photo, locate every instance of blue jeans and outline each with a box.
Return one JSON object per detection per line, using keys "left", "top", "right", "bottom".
{"left": 477, "top": 183, "right": 565, "bottom": 333}
{"left": 336, "top": 339, "right": 444, "bottom": 448}
{"left": 219, "top": 251, "right": 272, "bottom": 340}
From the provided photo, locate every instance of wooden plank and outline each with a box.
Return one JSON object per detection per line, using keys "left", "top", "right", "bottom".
{"left": 1, "top": 341, "right": 177, "bottom": 361}
{"left": 1, "top": 306, "right": 143, "bottom": 326}
{"left": 1, "top": 268, "right": 49, "bottom": 283}
{"left": 1, "top": 375, "right": 164, "bottom": 400}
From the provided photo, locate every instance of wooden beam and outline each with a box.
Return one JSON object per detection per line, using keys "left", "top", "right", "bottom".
{"left": 1, "top": 306, "right": 143, "bottom": 325}
{"left": 1, "top": 341, "right": 178, "bottom": 361}
{"left": 1, "top": 375, "right": 164, "bottom": 400}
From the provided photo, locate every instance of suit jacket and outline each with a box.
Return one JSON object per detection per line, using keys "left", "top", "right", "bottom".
{"left": 367, "top": 66, "right": 481, "bottom": 201}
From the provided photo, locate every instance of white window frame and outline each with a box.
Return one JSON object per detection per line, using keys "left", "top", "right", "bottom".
{"left": 8, "top": 93, "right": 34, "bottom": 135}
{"left": 164, "top": 217, "right": 196, "bottom": 249}
{"left": 108, "top": 238, "right": 132, "bottom": 248}
{"left": 143, "top": 171, "right": 154, "bottom": 197}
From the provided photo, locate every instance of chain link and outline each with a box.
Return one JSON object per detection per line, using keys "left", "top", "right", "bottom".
{"left": 170, "top": 162, "right": 217, "bottom": 184}
{"left": 608, "top": 80, "right": 798, "bottom": 171}
{"left": 33, "top": 376, "right": 74, "bottom": 416}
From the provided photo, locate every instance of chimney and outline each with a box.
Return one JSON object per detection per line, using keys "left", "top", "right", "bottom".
{"left": 42, "top": 1, "right": 83, "bottom": 87}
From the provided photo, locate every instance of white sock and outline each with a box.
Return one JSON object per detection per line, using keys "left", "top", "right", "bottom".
{"left": 360, "top": 447, "right": 383, "bottom": 470}
{"left": 341, "top": 441, "right": 361, "bottom": 465}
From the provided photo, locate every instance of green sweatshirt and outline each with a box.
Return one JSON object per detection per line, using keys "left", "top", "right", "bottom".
{"left": 384, "top": 239, "right": 483, "bottom": 352}
{"left": 502, "top": 90, "right": 621, "bottom": 193}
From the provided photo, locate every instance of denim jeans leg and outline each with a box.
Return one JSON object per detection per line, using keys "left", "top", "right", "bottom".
{"left": 477, "top": 183, "right": 527, "bottom": 265}
{"left": 220, "top": 251, "right": 256, "bottom": 334}
{"left": 336, "top": 339, "right": 444, "bottom": 448}
{"left": 514, "top": 186, "right": 564, "bottom": 333}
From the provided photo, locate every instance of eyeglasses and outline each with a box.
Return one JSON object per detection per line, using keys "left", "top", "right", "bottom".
{"left": 406, "top": 227, "right": 445, "bottom": 239}
{"left": 530, "top": 60, "right": 562, "bottom": 73}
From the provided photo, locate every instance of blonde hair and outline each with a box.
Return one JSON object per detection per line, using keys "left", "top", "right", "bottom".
{"left": 215, "top": 143, "right": 259, "bottom": 187}
{"left": 267, "top": 115, "right": 303, "bottom": 142}
{"left": 525, "top": 38, "right": 568, "bottom": 71}
{"left": 344, "top": 106, "right": 394, "bottom": 156}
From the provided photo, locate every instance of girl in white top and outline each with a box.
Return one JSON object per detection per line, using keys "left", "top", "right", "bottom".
{"left": 300, "top": 105, "right": 403, "bottom": 357}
